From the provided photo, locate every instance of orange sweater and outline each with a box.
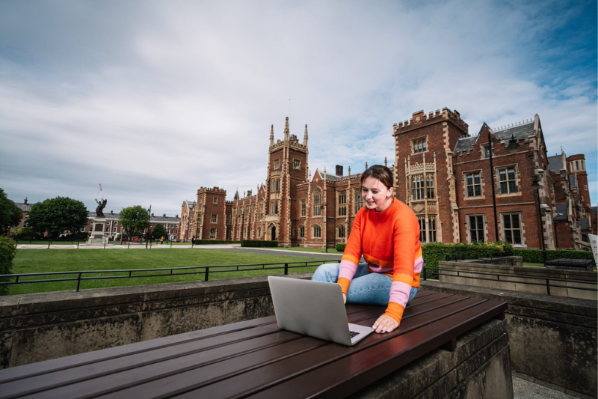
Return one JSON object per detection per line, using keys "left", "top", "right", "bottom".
{"left": 338, "top": 198, "right": 423, "bottom": 324}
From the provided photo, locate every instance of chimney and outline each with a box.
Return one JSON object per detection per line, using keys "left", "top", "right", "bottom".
{"left": 247, "top": 190, "right": 252, "bottom": 197}
{"left": 151, "top": 213, "right": 154, "bottom": 217}
{"left": 163, "top": 213, "right": 166, "bottom": 217}
{"left": 24, "top": 197, "right": 28, "bottom": 205}
{"left": 176, "top": 214, "right": 179, "bottom": 218}
{"left": 110, "top": 210, "right": 113, "bottom": 215}
{"left": 336, "top": 165, "right": 343, "bottom": 176}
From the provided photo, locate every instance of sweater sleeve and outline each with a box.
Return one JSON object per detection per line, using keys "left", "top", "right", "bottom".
{"left": 384, "top": 210, "right": 419, "bottom": 324}
{"left": 337, "top": 209, "right": 363, "bottom": 294}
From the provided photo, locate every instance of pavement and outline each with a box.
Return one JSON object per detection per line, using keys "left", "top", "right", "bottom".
{"left": 513, "top": 372, "right": 589, "bottom": 399}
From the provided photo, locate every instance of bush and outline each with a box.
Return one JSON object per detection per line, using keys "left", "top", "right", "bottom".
{"left": 422, "top": 242, "right": 513, "bottom": 271}
{"left": 0, "top": 237, "right": 16, "bottom": 295}
{"left": 336, "top": 243, "right": 346, "bottom": 252}
{"left": 241, "top": 240, "right": 278, "bottom": 248}
{"left": 513, "top": 248, "right": 595, "bottom": 265}
{"left": 193, "top": 240, "right": 240, "bottom": 245}
{"left": 13, "top": 227, "right": 36, "bottom": 241}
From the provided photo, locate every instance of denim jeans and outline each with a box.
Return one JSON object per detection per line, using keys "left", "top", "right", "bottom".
{"left": 312, "top": 262, "right": 418, "bottom": 306}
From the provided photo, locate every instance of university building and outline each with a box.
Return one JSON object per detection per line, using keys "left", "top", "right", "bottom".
{"left": 179, "top": 107, "right": 594, "bottom": 249}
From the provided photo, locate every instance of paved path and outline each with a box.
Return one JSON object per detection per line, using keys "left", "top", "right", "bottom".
{"left": 513, "top": 373, "right": 585, "bottom": 399}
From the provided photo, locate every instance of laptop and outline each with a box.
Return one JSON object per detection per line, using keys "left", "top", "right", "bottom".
{"left": 268, "top": 276, "right": 375, "bottom": 346}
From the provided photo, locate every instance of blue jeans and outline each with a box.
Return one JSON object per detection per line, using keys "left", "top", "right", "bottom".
{"left": 312, "top": 262, "right": 418, "bottom": 306}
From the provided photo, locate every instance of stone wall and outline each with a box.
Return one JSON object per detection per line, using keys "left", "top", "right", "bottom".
{"left": 0, "top": 275, "right": 277, "bottom": 369}
{"left": 421, "top": 280, "right": 597, "bottom": 398}
{"left": 438, "top": 259, "right": 597, "bottom": 300}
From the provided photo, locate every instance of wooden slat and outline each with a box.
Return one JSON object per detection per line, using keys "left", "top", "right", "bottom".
{"left": 167, "top": 298, "right": 488, "bottom": 399}
{"left": 0, "top": 315, "right": 277, "bottom": 385}
{"left": 244, "top": 301, "right": 507, "bottom": 399}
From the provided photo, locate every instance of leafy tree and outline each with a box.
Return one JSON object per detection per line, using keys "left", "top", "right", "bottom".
{"left": 0, "top": 189, "right": 22, "bottom": 235}
{"left": 119, "top": 206, "right": 150, "bottom": 238}
{"left": 152, "top": 224, "right": 166, "bottom": 240}
{"left": 13, "top": 227, "right": 37, "bottom": 241}
{"left": 27, "top": 197, "right": 88, "bottom": 239}
{"left": 0, "top": 236, "right": 17, "bottom": 295}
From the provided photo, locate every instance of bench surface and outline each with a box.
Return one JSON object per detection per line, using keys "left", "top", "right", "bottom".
{"left": 0, "top": 291, "right": 506, "bottom": 399}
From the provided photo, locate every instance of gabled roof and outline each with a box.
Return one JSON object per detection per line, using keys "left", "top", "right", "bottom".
{"left": 454, "top": 120, "right": 535, "bottom": 154}
{"left": 14, "top": 202, "right": 34, "bottom": 212}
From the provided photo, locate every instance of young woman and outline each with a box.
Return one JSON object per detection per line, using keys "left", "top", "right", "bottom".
{"left": 312, "top": 165, "right": 422, "bottom": 334}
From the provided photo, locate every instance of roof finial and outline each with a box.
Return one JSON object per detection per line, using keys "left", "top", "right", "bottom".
{"left": 303, "top": 124, "right": 308, "bottom": 147}
{"left": 384, "top": 157, "right": 388, "bottom": 167}
{"left": 365, "top": 161, "right": 368, "bottom": 170}
{"left": 269, "top": 124, "right": 274, "bottom": 146}
{"left": 284, "top": 117, "right": 290, "bottom": 141}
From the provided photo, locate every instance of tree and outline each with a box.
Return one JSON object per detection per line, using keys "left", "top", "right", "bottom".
{"left": 119, "top": 206, "right": 150, "bottom": 238}
{"left": 0, "top": 189, "right": 22, "bottom": 235}
{"left": 0, "top": 236, "right": 17, "bottom": 295}
{"left": 27, "top": 197, "right": 89, "bottom": 239}
{"left": 152, "top": 224, "right": 166, "bottom": 240}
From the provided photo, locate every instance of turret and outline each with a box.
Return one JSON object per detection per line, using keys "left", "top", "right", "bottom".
{"left": 269, "top": 125, "right": 274, "bottom": 147}
{"left": 284, "top": 117, "right": 290, "bottom": 142}
{"left": 303, "top": 124, "right": 308, "bottom": 147}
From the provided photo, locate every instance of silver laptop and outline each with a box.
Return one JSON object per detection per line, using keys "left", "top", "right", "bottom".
{"left": 268, "top": 276, "right": 374, "bottom": 346}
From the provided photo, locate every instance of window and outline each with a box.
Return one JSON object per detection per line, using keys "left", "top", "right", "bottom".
{"left": 484, "top": 145, "right": 490, "bottom": 159}
{"left": 210, "top": 228, "right": 217, "bottom": 239}
{"left": 257, "top": 227, "right": 261, "bottom": 238}
{"left": 210, "top": 214, "right": 217, "bottom": 223}
{"left": 300, "top": 200, "right": 306, "bottom": 217}
{"left": 273, "top": 159, "right": 280, "bottom": 170}
{"left": 226, "top": 214, "right": 231, "bottom": 224}
{"left": 270, "top": 200, "right": 278, "bottom": 214}
{"left": 338, "top": 225, "right": 345, "bottom": 238}
{"left": 502, "top": 213, "right": 522, "bottom": 245}
{"left": 313, "top": 190, "right": 322, "bottom": 216}
{"left": 354, "top": 189, "right": 363, "bottom": 214}
{"left": 271, "top": 178, "right": 280, "bottom": 192}
{"left": 293, "top": 159, "right": 301, "bottom": 169}
{"left": 313, "top": 225, "right": 322, "bottom": 238}
{"left": 211, "top": 197, "right": 217, "bottom": 204}
{"left": 428, "top": 217, "right": 437, "bottom": 243}
{"left": 468, "top": 215, "right": 485, "bottom": 243}
{"left": 498, "top": 167, "right": 518, "bottom": 194}
{"left": 419, "top": 216, "right": 437, "bottom": 243}
{"left": 259, "top": 203, "right": 264, "bottom": 218}
{"left": 426, "top": 174, "right": 435, "bottom": 199}
{"left": 412, "top": 174, "right": 424, "bottom": 200}
{"left": 299, "top": 226, "right": 305, "bottom": 238}
{"left": 466, "top": 172, "right": 482, "bottom": 197}
{"left": 418, "top": 217, "right": 426, "bottom": 243}
{"left": 338, "top": 191, "right": 347, "bottom": 216}
{"left": 413, "top": 138, "right": 427, "bottom": 153}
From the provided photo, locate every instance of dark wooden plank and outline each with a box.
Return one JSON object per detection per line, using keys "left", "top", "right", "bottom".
{"left": 168, "top": 298, "right": 488, "bottom": 399}
{"left": 0, "top": 322, "right": 296, "bottom": 399}
{"left": 244, "top": 300, "right": 507, "bottom": 399}
{"left": 0, "top": 315, "right": 277, "bottom": 384}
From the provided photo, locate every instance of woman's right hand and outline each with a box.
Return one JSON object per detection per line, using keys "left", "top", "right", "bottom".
{"left": 342, "top": 293, "right": 347, "bottom": 304}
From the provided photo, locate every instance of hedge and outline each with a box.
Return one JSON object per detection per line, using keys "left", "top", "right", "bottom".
{"left": 193, "top": 240, "right": 241, "bottom": 245}
{"left": 422, "top": 242, "right": 514, "bottom": 270}
{"left": 512, "top": 248, "right": 595, "bottom": 265}
{"left": 241, "top": 240, "right": 279, "bottom": 248}
{"left": 336, "top": 243, "right": 347, "bottom": 252}
{"left": 0, "top": 237, "right": 17, "bottom": 296}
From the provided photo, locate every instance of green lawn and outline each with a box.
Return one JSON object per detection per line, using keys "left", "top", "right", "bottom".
{"left": 267, "top": 247, "right": 344, "bottom": 254}
{"left": 7, "top": 249, "right": 329, "bottom": 295}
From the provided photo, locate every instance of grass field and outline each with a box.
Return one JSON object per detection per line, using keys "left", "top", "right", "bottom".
{"left": 7, "top": 249, "right": 332, "bottom": 295}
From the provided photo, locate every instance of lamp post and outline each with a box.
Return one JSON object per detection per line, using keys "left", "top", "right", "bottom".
{"left": 146, "top": 205, "right": 152, "bottom": 249}
{"left": 531, "top": 176, "right": 547, "bottom": 265}
{"left": 320, "top": 205, "right": 328, "bottom": 253}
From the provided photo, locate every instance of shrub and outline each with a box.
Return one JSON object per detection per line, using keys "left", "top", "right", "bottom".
{"left": 241, "top": 240, "right": 278, "bottom": 248}
{"left": 193, "top": 240, "right": 240, "bottom": 245}
{"left": 336, "top": 243, "right": 346, "bottom": 252}
{"left": 0, "top": 237, "right": 16, "bottom": 295}
{"left": 422, "top": 242, "right": 513, "bottom": 271}
{"left": 512, "top": 248, "right": 595, "bottom": 265}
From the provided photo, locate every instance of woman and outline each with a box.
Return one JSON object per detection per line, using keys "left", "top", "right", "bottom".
{"left": 312, "top": 165, "right": 422, "bottom": 334}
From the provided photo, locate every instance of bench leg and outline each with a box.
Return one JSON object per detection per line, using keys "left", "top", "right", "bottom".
{"left": 441, "top": 337, "right": 457, "bottom": 351}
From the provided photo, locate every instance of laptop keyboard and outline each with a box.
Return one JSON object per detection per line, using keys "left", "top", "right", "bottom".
{"left": 349, "top": 330, "right": 360, "bottom": 338}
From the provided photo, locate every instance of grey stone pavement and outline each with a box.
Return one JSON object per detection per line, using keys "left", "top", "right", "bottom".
{"left": 14, "top": 244, "right": 589, "bottom": 398}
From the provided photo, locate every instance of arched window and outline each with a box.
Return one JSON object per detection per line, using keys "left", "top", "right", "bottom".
{"left": 299, "top": 225, "right": 305, "bottom": 238}
{"left": 313, "top": 225, "right": 322, "bottom": 238}
{"left": 353, "top": 189, "right": 363, "bottom": 215}
{"left": 313, "top": 189, "right": 322, "bottom": 216}
{"left": 338, "top": 225, "right": 345, "bottom": 238}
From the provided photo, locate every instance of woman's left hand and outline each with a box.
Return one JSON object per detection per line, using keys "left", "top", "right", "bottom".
{"left": 372, "top": 314, "right": 399, "bottom": 334}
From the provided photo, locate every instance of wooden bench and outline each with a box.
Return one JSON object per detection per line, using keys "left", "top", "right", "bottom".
{"left": 0, "top": 291, "right": 506, "bottom": 399}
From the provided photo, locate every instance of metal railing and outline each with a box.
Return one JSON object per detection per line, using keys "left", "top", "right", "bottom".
{"left": 422, "top": 267, "right": 597, "bottom": 296}
{"left": 0, "top": 259, "right": 338, "bottom": 292}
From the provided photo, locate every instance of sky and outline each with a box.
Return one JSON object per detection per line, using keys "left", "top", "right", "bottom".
{"left": 1, "top": 0, "right": 596, "bottom": 216}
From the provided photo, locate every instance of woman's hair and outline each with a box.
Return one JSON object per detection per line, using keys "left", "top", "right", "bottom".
{"left": 360, "top": 165, "right": 393, "bottom": 189}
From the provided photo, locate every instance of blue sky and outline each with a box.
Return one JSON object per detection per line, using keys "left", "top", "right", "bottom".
{"left": 0, "top": 0, "right": 596, "bottom": 215}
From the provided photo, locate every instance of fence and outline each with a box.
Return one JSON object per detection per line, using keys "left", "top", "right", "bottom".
{"left": 0, "top": 259, "right": 338, "bottom": 292}
{"left": 422, "top": 266, "right": 597, "bottom": 296}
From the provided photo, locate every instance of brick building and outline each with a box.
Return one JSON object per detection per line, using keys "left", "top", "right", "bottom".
{"left": 180, "top": 108, "right": 593, "bottom": 249}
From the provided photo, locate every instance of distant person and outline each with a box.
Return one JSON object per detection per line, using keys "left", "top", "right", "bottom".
{"left": 160, "top": 236, "right": 165, "bottom": 245}
{"left": 191, "top": 236, "right": 196, "bottom": 246}
{"left": 312, "top": 165, "right": 422, "bottom": 334}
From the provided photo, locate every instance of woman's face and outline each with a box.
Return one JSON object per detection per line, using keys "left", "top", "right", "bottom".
{"left": 361, "top": 177, "right": 393, "bottom": 212}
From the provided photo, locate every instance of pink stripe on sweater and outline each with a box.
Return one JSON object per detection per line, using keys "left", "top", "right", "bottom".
{"left": 389, "top": 281, "right": 411, "bottom": 308}
{"left": 414, "top": 256, "right": 424, "bottom": 274}
{"left": 338, "top": 260, "right": 358, "bottom": 281}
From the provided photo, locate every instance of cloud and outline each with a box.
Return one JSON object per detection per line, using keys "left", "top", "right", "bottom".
{"left": 0, "top": 0, "right": 596, "bottom": 215}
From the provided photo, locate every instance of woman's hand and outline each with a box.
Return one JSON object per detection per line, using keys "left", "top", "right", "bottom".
{"left": 372, "top": 314, "right": 399, "bottom": 334}
{"left": 342, "top": 293, "right": 347, "bottom": 304}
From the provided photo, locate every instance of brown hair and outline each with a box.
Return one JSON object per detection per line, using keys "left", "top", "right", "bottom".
{"left": 360, "top": 165, "right": 393, "bottom": 189}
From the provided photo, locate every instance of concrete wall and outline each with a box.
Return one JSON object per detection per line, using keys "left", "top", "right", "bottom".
{"left": 438, "top": 259, "right": 597, "bottom": 300}
{"left": 353, "top": 319, "right": 513, "bottom": 399}
{"left": 0, "top": 275, "right": 278, "bottom": 369}
{"left": 422, "top": 280, "right": 597, "bottom": 398}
